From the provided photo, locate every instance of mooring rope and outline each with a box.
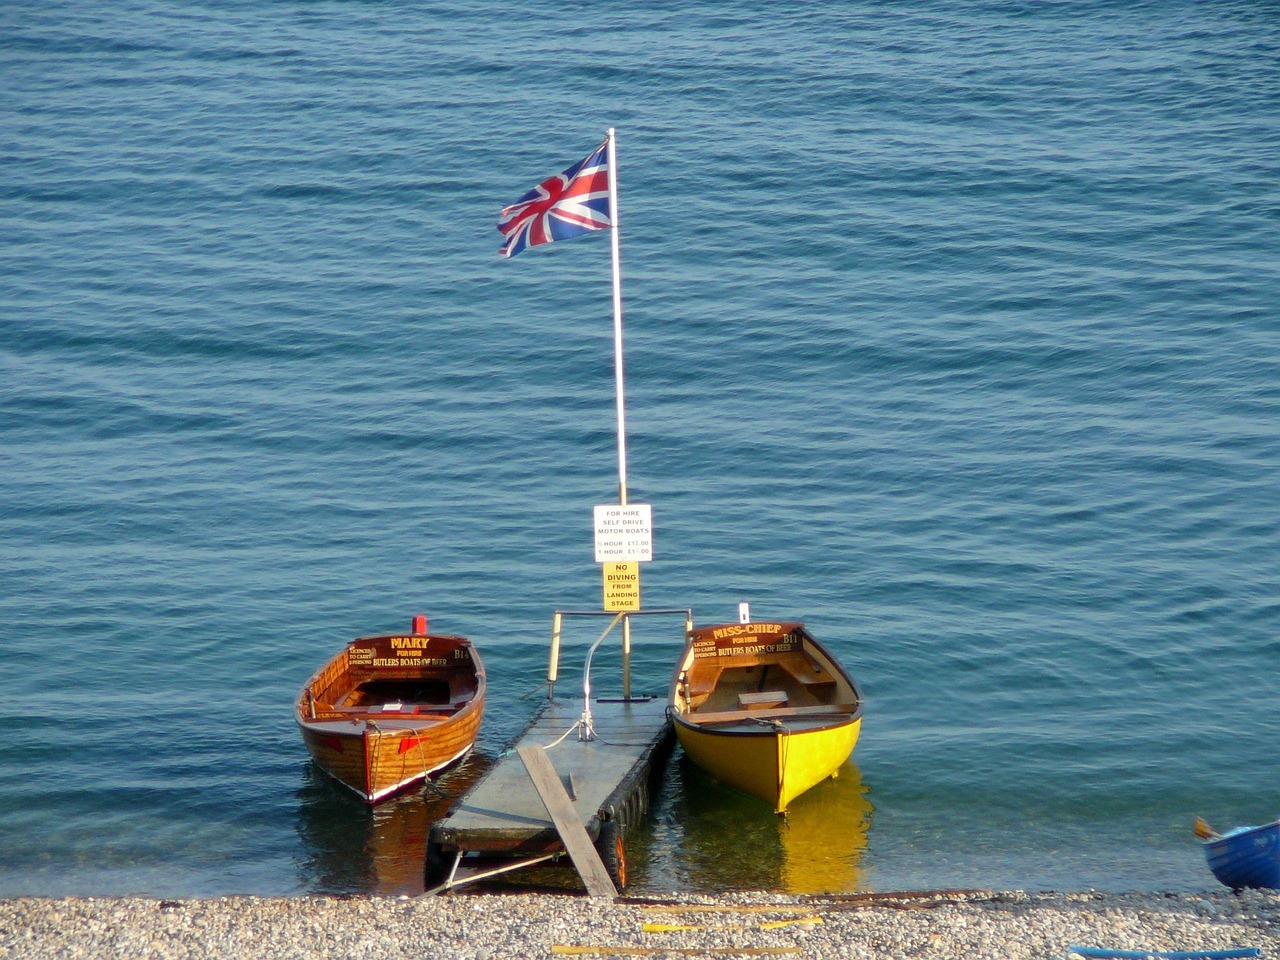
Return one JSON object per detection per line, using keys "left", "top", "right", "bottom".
{"left": 543, "top": 720, "right": 585, "bottom": 750}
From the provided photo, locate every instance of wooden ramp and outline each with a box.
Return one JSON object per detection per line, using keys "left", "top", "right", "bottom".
{"left": 424, "top": 695, "right": 672, "bottom": 895}
{"left": 517, "top": 744, "right": 616, "bottom": 898}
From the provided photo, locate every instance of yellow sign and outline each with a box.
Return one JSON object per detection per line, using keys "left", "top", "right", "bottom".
{"left": 603, "top": 561, "right": 641, "bottom": 612}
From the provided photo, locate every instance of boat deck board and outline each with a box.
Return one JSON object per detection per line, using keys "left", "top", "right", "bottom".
{"left": 434, "top": 695, "right": 671, "bottom": 849}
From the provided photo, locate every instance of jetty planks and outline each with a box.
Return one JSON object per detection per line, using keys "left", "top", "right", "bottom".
{"left": 428, "top": 695, "right": 672, "bottom": 891}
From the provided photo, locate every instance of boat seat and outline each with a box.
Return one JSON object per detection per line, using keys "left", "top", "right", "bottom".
{"left": 777, "top": 656, "right": 837, "bottom": 687}
{"left": 683, "top": 702, "right": 856, "bottom": 726}
{"left": 682, "top": 664, "right": 722, "bottom": 699}
{"left": 335, "top": 702, "right": 459, "bottom": 716}
{"left": 738, "top": 690, "right": 788, "bottom": 709}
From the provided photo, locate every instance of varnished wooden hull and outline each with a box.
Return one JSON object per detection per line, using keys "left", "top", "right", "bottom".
{"left": 296, "top": 628, "right": 485, "bottom": 804}
{"left": 297, "top": 698, "right": 484, "bottom": 803}
{"left": 669, "top": 621, "right": 863, "bottom": 813}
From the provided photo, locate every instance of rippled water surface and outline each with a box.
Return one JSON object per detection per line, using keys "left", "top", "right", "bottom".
{"left": 2, "top": 0, "right": 1278, "bottom": 896}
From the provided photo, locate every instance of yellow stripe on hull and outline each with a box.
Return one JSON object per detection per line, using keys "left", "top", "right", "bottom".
{"left": 675, "top": 716, "right": 861, "bottom": 813}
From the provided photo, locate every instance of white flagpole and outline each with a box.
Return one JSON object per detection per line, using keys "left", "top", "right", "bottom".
{"left": 605, "top": 129, "right": 634, "bottom": 701}
{"left": 606, "top": 127, "right": 628, "bottom": 507}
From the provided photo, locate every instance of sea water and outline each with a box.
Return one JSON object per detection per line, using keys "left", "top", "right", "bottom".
{"left": 2, "top": 0, "right": 1278, "bottom": 896}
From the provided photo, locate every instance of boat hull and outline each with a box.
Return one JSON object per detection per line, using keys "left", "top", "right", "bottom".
{"left": 298, "top": 703, "right": 484, "bottom": 803}
{"left": 668, "top": 620, "right": 863, "bottom": 813}
{"left": 1205, "top": 820, "right": 1280, "bottom": 890}
{"left": 674, "top": 712, "right": 861, "bottom": 813}
{"left": 295, "top": 629, "right": 485, "bottom": 804}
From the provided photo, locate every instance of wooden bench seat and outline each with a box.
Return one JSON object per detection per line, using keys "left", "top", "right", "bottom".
{"left": 682, "top": 664, "right": 723, "bottom": 699}
{"left": 333, "top": 698, "right": 460, "bottom": 716}
{"left": 681, "top": 702, "right": 856, "bottom": 726}
{"left": 738, "top": 690, "right": 788, "bottom": 709}
{"left": 777, "top": 656, "right": 837, "bottom": 687}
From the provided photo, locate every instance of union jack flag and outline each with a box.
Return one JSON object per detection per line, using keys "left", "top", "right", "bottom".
{"left": 497, "top": 139, "right": 611, "bottom": 259}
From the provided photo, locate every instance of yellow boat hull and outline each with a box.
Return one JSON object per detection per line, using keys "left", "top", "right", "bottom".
{"left": 674, "top": 714, "right": 861, "bottom": 813}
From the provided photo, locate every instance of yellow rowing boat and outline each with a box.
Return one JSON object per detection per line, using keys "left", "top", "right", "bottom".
{"left": 669, "top": 619, "right": 863, "bottom": 814}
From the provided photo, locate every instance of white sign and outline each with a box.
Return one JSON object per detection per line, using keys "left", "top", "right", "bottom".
{"left": 593, "top": 504, "right": 653, "bottom": 562}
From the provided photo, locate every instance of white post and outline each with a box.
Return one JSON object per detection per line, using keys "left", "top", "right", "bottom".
{"left": 606, "top": 129, "right": 634, "bottom": 694}
{"left": 548, "top": 611, "right": 563, "bottom": 698}
{"left": 621, "top": 613, "right": 632, "bottom": 701}
{"left": 606, "top": 127, "right": 627, "bottom": 508}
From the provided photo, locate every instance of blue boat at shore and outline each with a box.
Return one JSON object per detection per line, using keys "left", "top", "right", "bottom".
{"left": 1195, "top": 817, "right": 1280, "bottom": 891}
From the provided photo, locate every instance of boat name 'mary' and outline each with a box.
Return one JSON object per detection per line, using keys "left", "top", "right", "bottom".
{"left": 390, "top": 636, "right": 432, "bottom": 650}
{"left": 708, "top": 623, "right": 784, "bottom": 640}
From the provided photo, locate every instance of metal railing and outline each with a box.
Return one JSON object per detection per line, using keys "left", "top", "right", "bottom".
{"left": 546, "top": 608, "right": 693, "bottom": 741}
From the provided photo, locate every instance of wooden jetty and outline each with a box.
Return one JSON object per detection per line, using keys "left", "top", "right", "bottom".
{"left": 424, "top": 609, "right": 689, "bottom": 896}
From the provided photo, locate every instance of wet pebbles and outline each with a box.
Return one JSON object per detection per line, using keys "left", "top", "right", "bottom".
{"left": 3, "top": 889, "right": 1279, "bottom": 959}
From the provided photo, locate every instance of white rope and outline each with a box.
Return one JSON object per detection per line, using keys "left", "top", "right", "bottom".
{"left": 542, "top": 720, "right": 586, "bottom": 751}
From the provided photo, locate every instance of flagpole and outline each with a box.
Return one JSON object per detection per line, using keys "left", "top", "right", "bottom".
{"left": 606, "top": 128, "right": 634, "bottom": 701}
{"left": 606, "top": 127, "right": 627, "bottom": 508}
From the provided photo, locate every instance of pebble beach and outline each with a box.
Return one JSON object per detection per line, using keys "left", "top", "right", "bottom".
{"left": 5, "top": 889, "right": 1278, "bottom": 960}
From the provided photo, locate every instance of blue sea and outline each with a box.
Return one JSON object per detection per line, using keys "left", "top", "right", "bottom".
{"left": 3, "top": 0, "right": 1278, "bottom": 898}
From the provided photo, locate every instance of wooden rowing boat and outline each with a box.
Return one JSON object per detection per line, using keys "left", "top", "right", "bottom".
{"left": 669, "top": 619, "right": 863, "bottom": 814}
{"left": 295, "top": 615, "right": 485, "bottom": 804}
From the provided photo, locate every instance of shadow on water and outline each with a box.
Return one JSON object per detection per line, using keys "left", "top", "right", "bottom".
{"left": 294, "top": 752, "right": 494, "bottom": 896}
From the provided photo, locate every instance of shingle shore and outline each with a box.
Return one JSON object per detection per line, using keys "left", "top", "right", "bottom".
{"left": 3, "top": 889, "right": 1278, "bottom": 959}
